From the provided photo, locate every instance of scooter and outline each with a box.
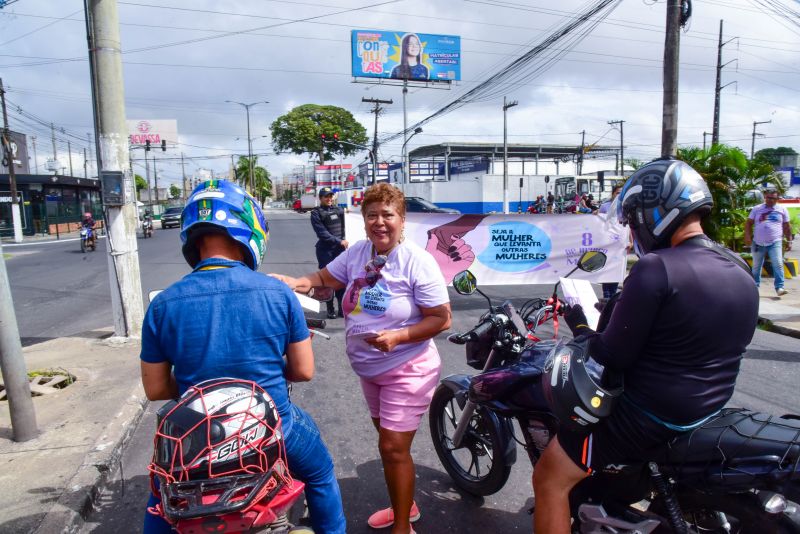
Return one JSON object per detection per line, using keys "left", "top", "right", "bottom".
{"left": 142, "top": 216, "right": 153, "bottom": 238}
{"left": 80, "top": 225, "right": 96, "bottom": 253}
{"left": 430, "top": 251, "right": 800, "bottom": 533}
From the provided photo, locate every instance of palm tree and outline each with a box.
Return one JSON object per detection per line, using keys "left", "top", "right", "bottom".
{"left": 678, "top": 144, "right": 783, "bottom": 249}
{"left": 234, "top": 156, "right": 272, "bottom": 205}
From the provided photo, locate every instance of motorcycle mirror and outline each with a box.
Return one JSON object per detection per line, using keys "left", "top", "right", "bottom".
{"left": 452, "top": 270, "right": 478, "bottom": 295}
{"left": 577, "top": 251, "right": 607, "bottom": 273}
{"left": 148, "top": 290, "right": 163, "bottom": 303}
{"left": 307, "top": 286, "right": 335, "bottom": 302}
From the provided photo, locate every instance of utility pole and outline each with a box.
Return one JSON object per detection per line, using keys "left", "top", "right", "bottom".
{"left": 153, "top": 155, "right": 159, "bottom": 203}
{"left": 608, "top": 120, "right": 625, "bottom": 176}
{"left": 145, "top": 152, "right": 151, "bottom": 203}
{"left": 502, "top": 97, "right": 518, "bottom": 215}
{"left": 85, "top": 0, "right": 144, "bottom": 338}
{"left": 402, "top": 79, "right": 408, "bottom": 185}
{"left": 0, "top": 243, "right": 38, "bottom": 441}
{"left": 67, "top": 140, "right": 73, "bottom": 176}
{"left": 661, "top": 0, "right": 682, "bottom": 159}
{"left": 0, "top": 78, "right": 23, "bottom": 242}
{"left": 31, "top": 135, "right": 38, "bottom": 173}
{"left": 51, "top": 122, "right": 57, "bottom": 173}
{"left": 703, "top": 131, "right": 709, "bottom": 150}
{"left": 181, "top": 152, "right": 187, "bottom": 200}
{"left": 363, "top": 97, "right": 393, "bottom": 185}
{"left": 751, "top": 120, "right": 771, "bottom": 159}
{"left": 712, "top": 20, "right": 737, "bottom": 147}
{"left": 83, "top": 148, "right": 88, "bottom": 179}
{"left": 578, "top": 129, "right": 586, "bottom": 176}
{"left": 86, "top": 132, "right": 93, "bottom": 178}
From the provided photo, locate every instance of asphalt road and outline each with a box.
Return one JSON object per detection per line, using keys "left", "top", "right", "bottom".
{"left": 6, "top": 210, "right": 800, "bottom": 532}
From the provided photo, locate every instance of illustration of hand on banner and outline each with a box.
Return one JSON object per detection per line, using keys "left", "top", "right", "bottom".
{"left": 426, "top": 233, "right": 476, "bottom": 283}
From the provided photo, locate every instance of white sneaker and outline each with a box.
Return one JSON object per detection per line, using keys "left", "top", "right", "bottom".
{"left": 777, "top": 288, "right": 788, "bottom": 296}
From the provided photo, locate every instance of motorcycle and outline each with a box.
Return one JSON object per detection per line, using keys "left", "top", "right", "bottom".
{"left": 145, "top": 287, "right": 331, "bottom": 533}
{"left": 142, "top": 216, "right": 154, "bottom": 238}
{"left": 430, "top": 251, "right": 800, "bottom": 533}
{"left": 80, "top": 225, "right": 96, "bottom": 253}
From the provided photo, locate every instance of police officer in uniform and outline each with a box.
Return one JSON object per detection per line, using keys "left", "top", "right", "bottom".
{"left": 310, "top": 187, "right": 348, "bottom": 318}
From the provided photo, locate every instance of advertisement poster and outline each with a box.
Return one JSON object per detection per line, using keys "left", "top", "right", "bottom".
{"left": 351, "top": 30, "right": 461, "bottom": 81}
{"left": 127, "top": 119, "right": 179, "bottom": 147}
{"left": 345, "top": 212, "right": 628, "bottom": 285}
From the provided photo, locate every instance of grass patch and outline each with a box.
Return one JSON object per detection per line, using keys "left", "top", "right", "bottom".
{"left": 28, "top": 367, "right": 76, "bottom": 388}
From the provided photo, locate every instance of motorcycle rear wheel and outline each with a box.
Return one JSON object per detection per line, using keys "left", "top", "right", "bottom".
{"left": 429, "top": 386, "right": 512, "bottom": 496}
{"left": 650, "top": 491, "right": 800, "bottom": 534}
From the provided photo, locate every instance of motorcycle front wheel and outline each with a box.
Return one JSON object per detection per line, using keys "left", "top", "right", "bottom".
{"left": 80, "top": 239, "right": 86, "bottom": 253}
{"left": 429, "top": 385, "right": 512, "bottom": 496}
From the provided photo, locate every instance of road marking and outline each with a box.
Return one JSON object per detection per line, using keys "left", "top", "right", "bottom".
{"left": 2, "top": 235, "right": 107, "bottom": 247}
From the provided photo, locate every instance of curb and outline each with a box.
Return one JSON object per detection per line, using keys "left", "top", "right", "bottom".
{"left": 33, "top": 380, "right": 148, "bottom": 534}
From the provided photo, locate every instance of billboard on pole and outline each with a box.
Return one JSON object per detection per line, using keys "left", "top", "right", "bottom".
{"left": 127, "top": 119, "right": 178, "bottom": 146}
{"left": 351, "top": 30, "right": 461, "bottom": 81}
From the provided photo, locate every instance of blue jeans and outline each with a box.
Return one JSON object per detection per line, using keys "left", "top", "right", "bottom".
{"left": 144, "top": 404, "right": 346, "bottom": 534}
{"left": 752, "top": 241, "right": 785, "bottom": 290}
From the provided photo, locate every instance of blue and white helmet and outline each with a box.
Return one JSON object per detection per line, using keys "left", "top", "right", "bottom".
{"left": 180, "top": 180, "right": 269, "bottom": 270}
{"left": 617, "top": 159, "right": 712, "bottom": 256}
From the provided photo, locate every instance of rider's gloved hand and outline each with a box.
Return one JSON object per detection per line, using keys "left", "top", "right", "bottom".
{"left": 563, "top": 304, "right": 593, "bottom": 337}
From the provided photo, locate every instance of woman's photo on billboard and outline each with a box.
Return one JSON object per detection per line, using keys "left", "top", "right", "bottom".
{"left": 391, "top": 33, "right": 429, "bottom": 80}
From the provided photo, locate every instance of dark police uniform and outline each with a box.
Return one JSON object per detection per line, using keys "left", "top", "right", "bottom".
{"left": 310, "top": 189, "right": 346, "bottom": 317}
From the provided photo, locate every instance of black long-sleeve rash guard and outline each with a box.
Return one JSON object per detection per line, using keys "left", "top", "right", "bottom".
{"left": 588, "top": 240, "right": 759, "bottom": 424}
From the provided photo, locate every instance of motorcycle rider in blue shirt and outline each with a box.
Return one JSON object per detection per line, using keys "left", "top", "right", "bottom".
{"left": 139, "top": 179, "right": 346, "bottom": 533}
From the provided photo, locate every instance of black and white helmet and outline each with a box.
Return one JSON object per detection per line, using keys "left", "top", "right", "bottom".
{"left": 617, "top": 159, "right": 713, "bottom": 256}
{"left": 541, "top": 338, "right": 623, "bottom": 432}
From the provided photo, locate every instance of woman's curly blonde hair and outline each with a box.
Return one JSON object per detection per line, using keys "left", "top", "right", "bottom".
{"left": 361, "top": 183, "right": 406, "bottom": 218}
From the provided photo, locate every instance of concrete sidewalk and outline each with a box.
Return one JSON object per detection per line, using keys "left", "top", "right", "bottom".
{"left": 2, "top": 255, "right": 800, "bottom": 533}
{"left": 0, "top": 331, "right": 146, "bottom": 534}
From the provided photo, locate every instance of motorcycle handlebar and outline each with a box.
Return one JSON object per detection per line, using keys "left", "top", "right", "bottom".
{"left": 448, "top": 318, "right": 494, "bottom": 345}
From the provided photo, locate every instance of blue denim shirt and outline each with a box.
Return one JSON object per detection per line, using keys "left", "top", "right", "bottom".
{"left": 140, "top": 258, "right": 309, "bottom": 430}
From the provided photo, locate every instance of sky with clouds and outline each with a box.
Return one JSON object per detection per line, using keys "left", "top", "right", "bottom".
{"left": 1, "top": 0, "right": 798, "bottom": 188}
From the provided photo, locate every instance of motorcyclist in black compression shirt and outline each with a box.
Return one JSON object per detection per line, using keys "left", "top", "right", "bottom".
{"left": 532, "top": 159, "right": 759, "bottom": 534}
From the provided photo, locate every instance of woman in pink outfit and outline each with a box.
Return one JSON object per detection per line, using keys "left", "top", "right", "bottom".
{"left": 272, "top": 184, "right": 451, "bottom": 534}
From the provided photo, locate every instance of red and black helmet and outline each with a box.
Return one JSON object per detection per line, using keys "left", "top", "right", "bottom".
{"left": 148, "top": 378, "right": 301, "bottom": 525}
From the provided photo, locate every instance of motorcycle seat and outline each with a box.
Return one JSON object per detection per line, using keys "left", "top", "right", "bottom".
{"left": 662, "top": 408, "right": 800, "bottom": 488}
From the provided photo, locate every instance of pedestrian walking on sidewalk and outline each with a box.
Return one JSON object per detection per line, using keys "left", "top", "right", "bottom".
{"left": 140, "top": 180, "right": 345, "bottom": 534}
{"left": 744, "top": 189, "right": 793, "bottom": 296}
{"left": 311, "top": 187, "right": 348, "bottom": 318}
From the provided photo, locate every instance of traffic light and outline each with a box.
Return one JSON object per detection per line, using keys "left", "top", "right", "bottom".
{"left": 161, "top": 140, "right": 167, "bottom": 152}
{"left": 145, "top": 140, "right": 151, "bottom": 151}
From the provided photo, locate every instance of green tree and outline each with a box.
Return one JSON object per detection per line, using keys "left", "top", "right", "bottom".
{"left": 270, "top": 104, "right": 369, "bottom": 165}
{"left": 753, "top": 146, "right": 798, "bottom": 167}
{"left": 169, "top": 184, "right": 181, "bottom": 199}
{"left": 623, "top": 158, "right": 645, "bottom": 171}
{"left": 678, "top": 144, "right": 783, "bottom": 249}
{"left": 135, "top": 174, "right": 147, "bottom": 199}
{"left": 234, "top": 156, "right": 272, "bottom": 205}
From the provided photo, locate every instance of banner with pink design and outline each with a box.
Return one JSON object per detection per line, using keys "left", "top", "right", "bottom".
{"left": 345, "top": 213, "right": 629, "bottom": 285}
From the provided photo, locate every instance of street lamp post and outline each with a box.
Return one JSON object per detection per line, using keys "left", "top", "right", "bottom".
{"left": 503, "top": 97, "right": 518, "bottom": 215}
{"left": 226, "top": 100, "right": 268, "bottom": 195}
{"left": 401, "top": 127, "right": 423, "bottom": 185}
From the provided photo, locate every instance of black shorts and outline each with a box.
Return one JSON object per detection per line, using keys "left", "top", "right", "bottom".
{"left": 558, "top": 397, "right": 680, "bottom": 475}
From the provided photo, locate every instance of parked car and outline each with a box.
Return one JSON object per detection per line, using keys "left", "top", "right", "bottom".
{"left": 160, "top": 207, "right": 183, "bottom": 229}
{"left": 405, "top": 197, "right": 460, "bottom": 214}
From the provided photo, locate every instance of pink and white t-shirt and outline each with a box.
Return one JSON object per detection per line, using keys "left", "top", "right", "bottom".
{"left": 749, "top": 203, "right": 789, "bottom": 245}
{"left": 325, "top": 239, "right": 449, "bottom": 378}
